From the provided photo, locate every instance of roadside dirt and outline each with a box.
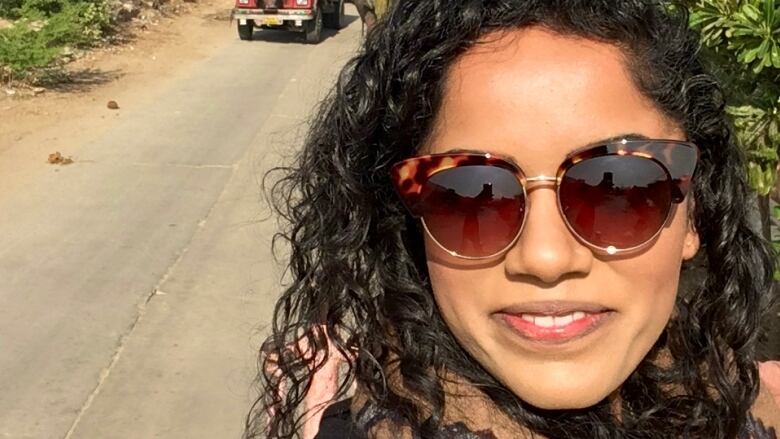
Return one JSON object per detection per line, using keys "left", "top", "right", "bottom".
{"left": 0, "top": 0, "right": 234, "bottom": 158}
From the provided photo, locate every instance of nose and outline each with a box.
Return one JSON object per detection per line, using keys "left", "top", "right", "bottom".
{"left": 503, "top": 186, "right": 592, "bottom": 284}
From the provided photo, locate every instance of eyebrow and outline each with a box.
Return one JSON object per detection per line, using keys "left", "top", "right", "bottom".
{"left": 443, "top": 133, "right": 652, "bottom": 162}
{"left": 586, "top": 133, "right": 651, "bottom": 147}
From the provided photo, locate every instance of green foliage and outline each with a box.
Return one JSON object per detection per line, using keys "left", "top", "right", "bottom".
{"left": 688, "top": 1, "right": 780, "bottom": 279}
{"left": 0, "top": 0, "right": 25, "bottom": 18}
{"left": 688, "top": 0, "right": 780, "bottom": 198}
{"left": 727, "top": 1, "right": 780, "bottom": 72}
{"left": 45, "top": 1, "right": 110, "bottom": 43}
{"left": 0, "top": 0, "right": 110, "bottom": 81}
{"left": 0, "top": 24, "right": 61, "bottom": 75}
{"left": 19, "top": 0, "right": 69, "bottom": 17}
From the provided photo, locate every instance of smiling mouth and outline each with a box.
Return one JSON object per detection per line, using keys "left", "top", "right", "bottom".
{"left": 496, "top": 301, "right": 616, "bottom": 345}
{"left": 518, "top": 311, "right": 589, "bottom": 327}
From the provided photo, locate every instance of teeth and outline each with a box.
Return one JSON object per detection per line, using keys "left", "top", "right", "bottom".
{"left": 534, "top": 316, "right": 555, "bottom": 328}
{"left": 520, "top": 311, "right": 590, "bottom": 328}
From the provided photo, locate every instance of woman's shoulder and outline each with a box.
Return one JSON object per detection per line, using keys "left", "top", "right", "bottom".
{"left": 750, "top": 362, "right": 780, "bottom": 438}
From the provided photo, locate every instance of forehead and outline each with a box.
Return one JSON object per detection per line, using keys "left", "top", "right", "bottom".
{"left": 425, "top": 27, "right": 681, "bottom": 173}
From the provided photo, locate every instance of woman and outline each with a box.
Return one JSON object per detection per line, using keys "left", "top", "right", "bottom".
{"left": 351, "top": 0, "right": 377, "bottom": 30}
{"left": 246, "top": 1, "right": 780, "bottom": 437}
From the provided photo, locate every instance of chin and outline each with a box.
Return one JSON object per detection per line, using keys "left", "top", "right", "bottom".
{"left": 527, "top": 397, "right": 601, "bottom": 411}
{"left": 512, "top": 384, "right": 613, "bottom": 411}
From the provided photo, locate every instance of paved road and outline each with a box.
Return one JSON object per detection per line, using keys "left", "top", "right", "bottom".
{"left": 0, "top": 10, "right": 360, "bottom": 439}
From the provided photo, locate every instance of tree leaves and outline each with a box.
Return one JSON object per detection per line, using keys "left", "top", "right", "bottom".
{"left": 689, "top": 0, "right": 780, "bottom": 195}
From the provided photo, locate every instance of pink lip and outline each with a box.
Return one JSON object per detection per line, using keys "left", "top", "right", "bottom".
{"left": 500, "top": 300, "right": 610, "bottom": 316}
{"left": 498, "top": 310, "right": 615, "bottom": 345}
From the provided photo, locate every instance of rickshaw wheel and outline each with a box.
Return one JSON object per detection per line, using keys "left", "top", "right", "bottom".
{"left": 238, "top": 20, "right": 254, "bottom": 41}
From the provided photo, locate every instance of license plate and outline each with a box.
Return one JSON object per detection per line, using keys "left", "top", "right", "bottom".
{"left": 262, "top": 17, "right": 282, "bottom": 25}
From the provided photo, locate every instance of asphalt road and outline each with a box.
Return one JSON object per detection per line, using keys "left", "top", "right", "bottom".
{"left": 0, "top": 10, "right": 361, "bottom": 439}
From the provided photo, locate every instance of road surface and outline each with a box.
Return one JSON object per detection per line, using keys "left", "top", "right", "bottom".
{"left": 0, "top": 7, "right": 361, "bottom": 438}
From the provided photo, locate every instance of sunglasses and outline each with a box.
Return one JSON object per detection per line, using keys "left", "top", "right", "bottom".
{"left": 390, "top": 139, "right": 699, "bottom": 259}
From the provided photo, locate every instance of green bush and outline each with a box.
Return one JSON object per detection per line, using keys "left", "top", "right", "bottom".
{"left": 0, "top": 24, "right": 60, "bottom": 75}
{"left": 687, "top": 0, "right": 780, "bottom": 195}
{"left": 1, "top": 0, "right": 107, "bottom": 19}
{"left": 19, "top": 0, "right": 69, "bottom": 16}
{"left": 0, "top": 1, "right": 23, "bottom": 18}
{"left": 0, "top": 0, "right": 109, "bottom": 81}
{"left": 41, "top": 1, "right": 110, "bottom": 44}
{"left": 685, "top": 0, "right": 780, "bottom": 282}
{"left": 686, "top": 0, "right": 780, "bottom": 251}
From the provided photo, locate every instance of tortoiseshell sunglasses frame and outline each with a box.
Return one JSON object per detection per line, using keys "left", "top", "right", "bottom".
{"left": 390, "top": 139, "right": 700, "bottom": 259}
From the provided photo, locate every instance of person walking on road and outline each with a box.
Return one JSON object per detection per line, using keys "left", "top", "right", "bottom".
{"left": 351, "top": 0, "right": 377, "bottom": 30}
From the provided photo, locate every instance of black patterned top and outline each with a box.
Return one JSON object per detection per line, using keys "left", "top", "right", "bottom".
{"left": 315, "top": 399, "right": 778, "bottom": 439}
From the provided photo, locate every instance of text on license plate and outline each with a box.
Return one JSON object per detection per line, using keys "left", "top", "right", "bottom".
{"left": 262, "top": 17, "right": 282, "bottom": 25}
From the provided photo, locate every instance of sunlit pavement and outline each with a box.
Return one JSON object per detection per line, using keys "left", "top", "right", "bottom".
{"left": 0, "top": 7, "right": 362, "bottom": 438}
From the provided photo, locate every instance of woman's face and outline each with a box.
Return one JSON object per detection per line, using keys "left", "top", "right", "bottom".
{"left": 424, "top": 27, "right": 700, "bottom": 409}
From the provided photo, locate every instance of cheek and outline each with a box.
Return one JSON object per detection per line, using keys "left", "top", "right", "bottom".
{"left": 427, "top": 266, "right": 472, "bottom": 319}
{"left": 608, "top": 253, "right": 680, "bottom": 365}
{"left": 425, "top": 238, "right": 495, "bottom": 354}
{"left": 609, "top": 213, "right": 689, "bottom": 327}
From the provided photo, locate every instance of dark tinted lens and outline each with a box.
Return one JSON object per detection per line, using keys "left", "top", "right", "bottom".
{"left": 420, "top": 165, "right": 525, "bottom": 257}
{"left": 559, "top": 155, "right": 672, "bottom": 249}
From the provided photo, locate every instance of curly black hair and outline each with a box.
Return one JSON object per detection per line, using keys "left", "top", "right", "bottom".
{"left": 244, "top": 1, "right": 777, "bottom": 438}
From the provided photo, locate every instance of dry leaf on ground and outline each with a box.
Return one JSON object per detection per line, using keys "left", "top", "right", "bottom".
{"left": 48, "top": 152, "right": 74, "bottom": 165}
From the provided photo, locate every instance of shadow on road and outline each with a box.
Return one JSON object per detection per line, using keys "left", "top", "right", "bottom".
{"left": 37, "top": 68, "right": 124, "bottom": 92}
{"left": 245, "top": 13, "right": 361, "bottom": 44}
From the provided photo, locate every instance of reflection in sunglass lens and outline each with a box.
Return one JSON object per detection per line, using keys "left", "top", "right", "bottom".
{"left": 559, "top": 155, "right": 673, "bottom": 250}
{"left": 420, "top": 165, "right": 525, "bottom": 257}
